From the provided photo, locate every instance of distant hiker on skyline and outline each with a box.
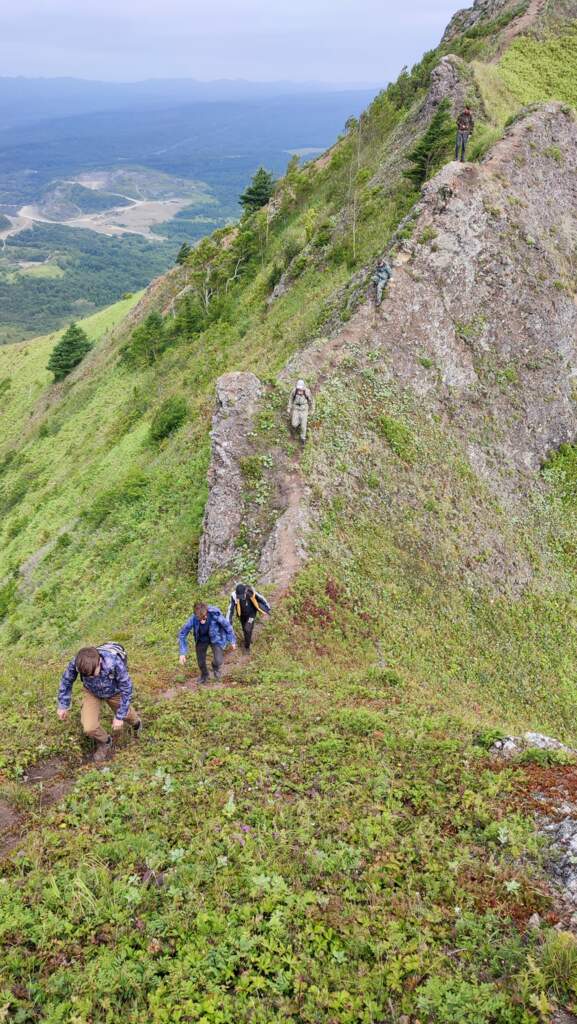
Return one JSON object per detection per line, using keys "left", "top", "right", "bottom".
{"left": 57, "top": 642, "right": 141, "bottom": 763}
{"left": 373, "top": 258, "right": 393, "bottom": 306}
{"left": 455, "top": 105, "right": 474, "bottom": 162}
{"left": 227, "top": 582, "right": 271, "bottom": 652}
{"left": 288, "top": 379, "right": 315, "bottom": 444}
{"left": 178, "top": 602, "right": 236, "bottom": 684}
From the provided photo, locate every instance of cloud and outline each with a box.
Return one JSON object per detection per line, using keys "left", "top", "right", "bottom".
{"left": 1, "top": 0, "right": 469, "bottom": 82}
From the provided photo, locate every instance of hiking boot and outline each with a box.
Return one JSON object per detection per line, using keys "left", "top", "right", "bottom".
{"left": 213, "top": 672, "right": 223, "bottom": 683}
{"left": 93, "top": 736, "right": 113, "bottom": 763}
{"left": 197, "top": 676, "right": 210, "bottom": 685}
{"left": 132, "top": 719, "right": 143, "bottom": 738}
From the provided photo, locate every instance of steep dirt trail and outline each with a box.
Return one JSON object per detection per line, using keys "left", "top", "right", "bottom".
{"left": 260, "top": 316, "right": 376, "bottom": 595}
{"left": 494, "top": 0, "right": 547, "bottom": 55}
{"left": 263, "top": 456, "right": 307, "bottom": 595}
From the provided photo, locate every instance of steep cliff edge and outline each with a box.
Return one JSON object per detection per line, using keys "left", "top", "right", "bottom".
{"left": 199, "top": 103, "right": 577, "bottom": 594}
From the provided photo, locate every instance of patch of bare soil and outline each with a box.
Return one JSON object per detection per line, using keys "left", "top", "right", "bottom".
{"left": 0, "top": 756, "right": 75, "bottom": 861}
{"left": 159, "top": 649, "right": 254, "bottom": 701}
{"left": 23, "top": 756, "right": 74, "bottom": 808}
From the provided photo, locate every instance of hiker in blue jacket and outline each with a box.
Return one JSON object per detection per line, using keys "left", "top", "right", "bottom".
{"left": 57, "top": 642, "right": 142, "bottom": 762}
{"left": 178, "top": 602, "right": 236, "bottom": 683}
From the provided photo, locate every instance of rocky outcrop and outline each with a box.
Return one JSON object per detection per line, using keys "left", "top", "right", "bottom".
{"left": 422, "top": 55, "right": 468, "bottom": 117}
{"left": 443, "top": 0, "right": 526, "bottom": 41}
{"left": 369, "top": 104, "right": 577, "bottom": 494}
{"left": 490, "top": 733, "right": 577, "bottom": 911}
{"left": 491, "top": 733, "right": 577, "bottom": 758}
{"left": 197, "top": 372, "right": 263, "bottom": 583}
{"left": 273, "top": 104, "right": 577, "bottom": 597}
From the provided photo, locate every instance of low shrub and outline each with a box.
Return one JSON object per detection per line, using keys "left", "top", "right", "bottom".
{"left": 84, "top": 468, "right": 149, "bottom": 527}
{"left": 377, "top": 414, "right": 416, "bottom": 462}
{"left": 539, "top": 930, "right": 577, "bottom": 1000}
{"left": 0, "top": 579, "right": 17, "bottom": 622}
{"left": 148, "top": 396, "right": 188, "bottom": 444}
{"left": 519, "top": 747, "right": 574, "bottom": 767}
{"left": 416, "top": 976, "right": 523, "bottom": 1023}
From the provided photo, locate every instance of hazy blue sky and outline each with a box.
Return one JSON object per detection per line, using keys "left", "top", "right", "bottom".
{"left": 1, "top": 0, "right": 469, "bottom": 84}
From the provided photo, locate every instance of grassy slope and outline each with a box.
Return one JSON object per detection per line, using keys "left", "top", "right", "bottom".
{"left": 2, "top": 7, "right": 577, "bottom": 1021}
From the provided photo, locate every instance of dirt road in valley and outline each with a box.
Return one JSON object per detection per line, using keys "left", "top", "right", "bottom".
{"left": 14, "top": 195, "right": 195, "bottom": 239}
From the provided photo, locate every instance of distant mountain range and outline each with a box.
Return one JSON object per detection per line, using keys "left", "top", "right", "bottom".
{"left": 0, "top": 76, "right": 379, "bottom": 130}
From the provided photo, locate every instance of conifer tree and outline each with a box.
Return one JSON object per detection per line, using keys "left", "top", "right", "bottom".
{"left": 176, "top": 242, "right": 192, "bottom": 265}
{"left": 404, "top": 99, "right": 455, "bottom": 188}
{"left": 127, "top": 311, "right": 164, "bottom": 366}
{"left": 239, "top": 167, "right": 276, "bottom": 214}
{"left": 47, "top": 323, "right": 92, "bottom": 382}
{"left": 177, "top": 294, "right": 205, "bottom": 337}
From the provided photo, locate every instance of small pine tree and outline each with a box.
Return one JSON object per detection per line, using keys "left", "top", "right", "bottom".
{"left": 404, "top": 99, "right": 455, "bottom": 188}
{"left": 47, "top": 323, "right": 92, "bottom": 382}
{"left": 176, "top": 294, "right": 205, "bottom": 338}
{"left": 124, "top": 311, "right": 165, "bottom": 367}
{"left": 176, "top": 242, "right": 192, "bottom": 265}
{"left": 149, "top": 395, "right": 188, "bottom": 444}
{"left": 239, "top": 167, "right": 276, "bottom": 214}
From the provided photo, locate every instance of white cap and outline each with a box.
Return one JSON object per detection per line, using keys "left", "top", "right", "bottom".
{"left": 296, "top": 379, "right": 305, "bottom": 389}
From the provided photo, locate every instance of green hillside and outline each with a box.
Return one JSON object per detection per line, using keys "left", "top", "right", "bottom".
{"left": 2, "top": 1, "right": 577, "bottom": 1020}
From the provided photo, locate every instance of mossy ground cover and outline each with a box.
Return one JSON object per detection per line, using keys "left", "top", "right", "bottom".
{"left": 2, "top": 361, "right": 577, "bottom": 1018}
{"left": 0, "top": 645, "right": 563, "bottom": 1023}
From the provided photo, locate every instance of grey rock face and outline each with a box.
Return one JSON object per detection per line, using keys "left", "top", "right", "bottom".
{"left": 491, "top": 733, "right": 577, "bottom": 758}
{"left": 423, "top": 56, "right": 468, "bottom": 117}
{"left": 443, "top": 0, "right": 518, "bottom": 41}
{"left": 197, "top": 372, "right": 263, "bottom": 584}
{"left": 369, "top": 105, "right": 577, "bottom": 493}
{"left": 541, "top": 816, "right": 577, "bottom": 901}
{"left": 490, "top": 730, "right": 577, "bottom": 907}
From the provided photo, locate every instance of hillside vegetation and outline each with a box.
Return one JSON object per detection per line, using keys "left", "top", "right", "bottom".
{"left": 2, "top": 0, "right": 577, "bottom": 1020}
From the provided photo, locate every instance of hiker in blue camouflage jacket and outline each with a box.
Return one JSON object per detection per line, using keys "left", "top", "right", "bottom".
{"left": 178, "top": 602, "right": 236, "bottom": 683}
{"left": 57, "top": 642, "right": 142, "bottom": 762}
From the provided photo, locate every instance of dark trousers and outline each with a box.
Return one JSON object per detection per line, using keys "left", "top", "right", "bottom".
{"left": 240, "top": 616, "right": 255, "bottom": 651}
{"left": 195, "top": 642, "right": 224, "bottom": 681}
{"left": 456, "top": 131, "right": 470, "bottom": 162}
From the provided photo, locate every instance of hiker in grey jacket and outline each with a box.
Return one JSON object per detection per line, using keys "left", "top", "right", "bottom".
{"left": 288, "top": 379, "right": 315, "bottom": 443}
{"left": 373, "top": 258, "right": 393, "bottom": 306}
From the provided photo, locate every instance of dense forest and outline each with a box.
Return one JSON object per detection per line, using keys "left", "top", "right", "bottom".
{"left": 0, "top": 225, "right": 177, "bottom": 342}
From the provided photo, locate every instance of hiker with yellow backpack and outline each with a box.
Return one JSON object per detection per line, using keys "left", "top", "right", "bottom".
{"left": 227, "top": 583, "right": 271, "bottom": 652}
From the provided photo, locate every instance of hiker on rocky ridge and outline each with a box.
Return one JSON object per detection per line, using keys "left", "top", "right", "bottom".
{"left": 455, "top": 105, "right": 474, "bottom": 162}
{"left": 288, "top": 379, "right": 315, "bottom": 444}
{"left": 227, "top": 582, "right": 271, "bottom": 651}
{"left": 57, "top": 642, "right": 141, "bottom": 762}
{"left": 373, "top": 258, "right": 393, "bottom": 306}
{"left": 178, "top": 602, "right": 236, "bottom": 683}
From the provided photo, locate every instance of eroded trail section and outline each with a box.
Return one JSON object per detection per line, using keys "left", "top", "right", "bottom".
{"left": 259, "top": 459, "right": 309, "bottom": 593}
{"left": 0, "top": 756, "right": 74, "bottom": 860}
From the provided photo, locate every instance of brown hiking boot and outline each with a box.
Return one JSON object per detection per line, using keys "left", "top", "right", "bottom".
{"left": 93, "top": 737, "right": 113, "bottom": 763}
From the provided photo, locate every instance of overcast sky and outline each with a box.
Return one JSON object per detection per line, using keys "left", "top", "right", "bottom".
{"left": 1, "top": 0, "right": 469, "bottom": 84}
